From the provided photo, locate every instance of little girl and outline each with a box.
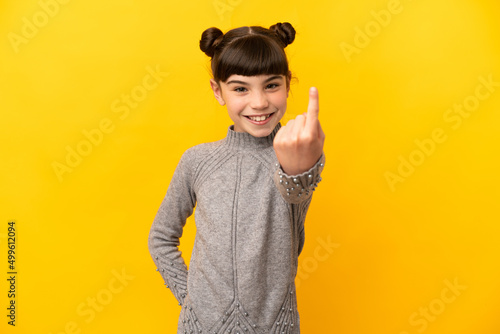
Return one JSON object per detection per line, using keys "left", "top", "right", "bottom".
{"left": 148, "top": 22, "right": 326, "bottom": 334}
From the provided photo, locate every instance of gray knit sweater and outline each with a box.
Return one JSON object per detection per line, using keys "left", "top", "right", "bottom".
{"left": 148, "top": 122, "right": 326, "bottom": 334}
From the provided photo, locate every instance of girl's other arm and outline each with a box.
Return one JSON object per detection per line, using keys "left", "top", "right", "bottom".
{"left": 148, "top": 149, "right": 196, "bottom": 306}
{"left": 273, "top": 87, "right": 326, "bottom": 204}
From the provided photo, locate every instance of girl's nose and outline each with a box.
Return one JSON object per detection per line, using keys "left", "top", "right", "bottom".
{"left": 249, "top": 91, "right": 269, "bottom": 110}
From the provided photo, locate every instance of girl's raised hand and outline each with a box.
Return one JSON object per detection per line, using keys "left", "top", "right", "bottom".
{"left": 273, "top": 87, "right": 325, "bottom": 175}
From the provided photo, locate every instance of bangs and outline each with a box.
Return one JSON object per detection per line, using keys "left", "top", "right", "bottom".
{"left": 214, "top": 35, "right": 289, "bottom": 83}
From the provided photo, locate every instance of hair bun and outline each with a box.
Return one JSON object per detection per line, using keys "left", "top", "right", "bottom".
{"left": 200, "top": 27, "right": 224, "bottom": 58}
{"left": 269, "top": 22, "right": 296, "bottom": 47}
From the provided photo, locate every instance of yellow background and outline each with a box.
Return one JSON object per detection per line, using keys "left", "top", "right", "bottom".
{"left": 1, "top": 0, "right": 499, "bottom": 333}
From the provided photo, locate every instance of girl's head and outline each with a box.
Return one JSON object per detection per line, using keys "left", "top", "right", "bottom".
{"left": 200, "top": 22, "right": 296, "bottom": 137}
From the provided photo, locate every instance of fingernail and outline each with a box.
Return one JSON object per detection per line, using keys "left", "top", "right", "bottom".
{"left": 310, "top": 87, "right": 317, "bottom": 94}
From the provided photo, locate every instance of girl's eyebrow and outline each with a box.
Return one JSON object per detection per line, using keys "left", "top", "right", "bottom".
{"left": 226, "top": 75, "right": 283, "bottom": 85}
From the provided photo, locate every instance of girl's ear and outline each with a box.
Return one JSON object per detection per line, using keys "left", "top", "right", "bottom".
{"left": 210, "top": 79, "right": 226, "bottom": 106}
{"left": 286, "top": 71, "right": 291, "bottom": 97}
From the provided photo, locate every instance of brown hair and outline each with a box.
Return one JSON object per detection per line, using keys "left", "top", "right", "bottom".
{"left": 199, "top": 22, "right": 296, "bottom": 84}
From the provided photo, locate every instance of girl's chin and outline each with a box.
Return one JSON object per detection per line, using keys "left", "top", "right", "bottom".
{"left": 248, "top": 124, "right": 278, "bottom": 137}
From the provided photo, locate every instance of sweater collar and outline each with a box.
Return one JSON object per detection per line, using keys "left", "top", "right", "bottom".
{"left": 224, "top": 122, "right": 282, "bottom": 150}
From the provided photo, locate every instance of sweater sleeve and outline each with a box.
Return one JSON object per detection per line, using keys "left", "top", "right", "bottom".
{"left": 148, "top": 148, "right": 196, "bottom": 306}
{"left": 273, "top": 151, "right": 326, "bottom": 204}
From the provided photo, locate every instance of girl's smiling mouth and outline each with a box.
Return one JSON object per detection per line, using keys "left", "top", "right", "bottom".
{"left": 244, "top": 111, "right": 276, "bottom": 122}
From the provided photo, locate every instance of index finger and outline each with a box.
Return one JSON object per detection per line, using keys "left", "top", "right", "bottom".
{"left": 305, "top": 86, "right": 319, "bottom": 130}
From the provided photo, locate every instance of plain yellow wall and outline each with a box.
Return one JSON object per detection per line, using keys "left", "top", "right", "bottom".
{"left": 1, "top": 0, "right": 500, "bottom": 333}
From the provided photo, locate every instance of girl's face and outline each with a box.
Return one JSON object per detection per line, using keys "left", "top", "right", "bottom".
{"left": 210, "top": 73, "right": 290, "bottom": 138}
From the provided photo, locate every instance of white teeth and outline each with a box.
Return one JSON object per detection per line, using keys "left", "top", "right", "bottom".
{"left": 248, "top": 114, "right": 271, "bottom": 122}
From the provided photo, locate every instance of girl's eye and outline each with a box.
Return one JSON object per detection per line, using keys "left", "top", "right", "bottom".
{"left": 234, "top": 87, "right": 247, "bottom": 92}
{"left": 267, "top": 83, "right": 279, "bottom": 89}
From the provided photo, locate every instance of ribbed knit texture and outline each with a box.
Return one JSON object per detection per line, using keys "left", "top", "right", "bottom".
{"left": 148, "top": 122, "right": 326, "bottom": 334}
